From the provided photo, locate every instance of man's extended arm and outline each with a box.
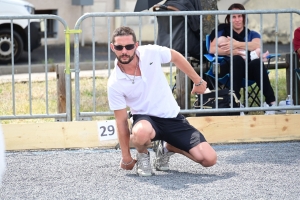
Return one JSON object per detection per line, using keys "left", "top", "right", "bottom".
{"left": 114, "top": 109, "right": 136, "bottom": 170}
{"left": 170, "top": 49, "right": 207, "bottom": 95}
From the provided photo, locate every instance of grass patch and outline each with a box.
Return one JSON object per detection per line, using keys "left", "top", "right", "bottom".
{"left": 239, "top": 69, "right": 287, "bottom": 115}
{"left": 269, "top": 69, "right": 287, "bottom": 100}
{"left": 0, "top": 76, "right": 110, "bottom": 124}
{"left": 0, "top": 69, "right": 287, "bottom": 123}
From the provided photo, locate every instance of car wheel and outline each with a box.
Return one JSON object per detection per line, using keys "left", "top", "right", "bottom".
{"left": 0, "top": 29, "right": 24, "bottom": 64}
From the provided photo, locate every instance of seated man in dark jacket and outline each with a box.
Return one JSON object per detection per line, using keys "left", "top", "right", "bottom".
{"left": 208, "top": 3, "right": 276, "bottom": 114}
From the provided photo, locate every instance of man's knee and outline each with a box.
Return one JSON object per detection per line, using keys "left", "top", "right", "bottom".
{"left": 131, "top": 130, "right": 149, "bottom": 144}
{"left": 131, "top": 121, "right": 154, "bottom": 144}
{"left": 193, "top": 152, "right": 217, "bottom": 167}
{"left": 189, "top": 142, "right": 217, "bottom": 167}
{"left": 202, "top": 154, "right": 217, "bottom": 167}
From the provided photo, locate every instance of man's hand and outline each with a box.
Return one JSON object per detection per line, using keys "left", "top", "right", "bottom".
{"left": 191, "top": 79, "right": 207, "bottom": 95}
{"left": 120, "top": 156, "right": 137, "bottom": 170}
{"left": 234, "top": 49, "right": 246, "bottom": 56}
{"left": 219, "top": 48, "right": 245, "bottom": 57}
{"left": 219, "top": 37, "right": 240, "bottom": 52}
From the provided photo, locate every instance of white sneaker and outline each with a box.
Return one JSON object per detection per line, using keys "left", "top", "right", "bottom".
{"left": 136, "top": 152, "right": 153, "bottom": 176}
{"left": 153, "top": 141, "right": 174, "bottom": 171}
{"left": 264, "top": 102, "right": 275, "bottom": 115}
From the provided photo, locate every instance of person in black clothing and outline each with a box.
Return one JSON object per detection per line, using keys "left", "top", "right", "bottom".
{"left": 208, "top": 3, "right": 276, "bottom": 114}
{"left": 155, "top": 0, "right": 207, "bottom": 60}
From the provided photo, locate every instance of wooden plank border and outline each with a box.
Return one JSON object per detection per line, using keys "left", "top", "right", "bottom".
{"left": 187, "top": 114, "right": 300, "bottom": 143}
{"left": 2, "top": 114, "right": 300, "bottom": 151}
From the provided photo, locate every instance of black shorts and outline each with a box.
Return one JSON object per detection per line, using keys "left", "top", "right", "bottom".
{"left": 132, "top": 114, "right": 206, "bottom": 152}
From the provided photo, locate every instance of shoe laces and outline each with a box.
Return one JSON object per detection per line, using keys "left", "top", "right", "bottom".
{"left": 137, "top": 154, "right": 151, "bottom": 169}
{"left": 159, "top": 152, "right": 172, "bottom": 166}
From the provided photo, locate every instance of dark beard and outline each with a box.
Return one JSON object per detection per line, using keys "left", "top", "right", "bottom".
{"left": 117, "top": 53, "right": 135, "bottom": 64}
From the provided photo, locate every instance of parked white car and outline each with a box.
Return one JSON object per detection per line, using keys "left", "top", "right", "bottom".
{"left": 0, "top": 0, "right": 41, "bottom": 64}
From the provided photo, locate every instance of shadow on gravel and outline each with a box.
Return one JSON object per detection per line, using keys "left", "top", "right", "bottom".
{"left": 126, "top": 171, "right": 236, "bottom": 190}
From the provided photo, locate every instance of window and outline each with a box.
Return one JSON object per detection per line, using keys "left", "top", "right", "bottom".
{"left": 35, "top": 9, "right": 58, "bottom": 38}
{"left": 115, "top": 0, "right": 120, "bottom": 10}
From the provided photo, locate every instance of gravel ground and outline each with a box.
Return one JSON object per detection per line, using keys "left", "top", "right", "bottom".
{"left": 0, "top": 141, "right": 299, "bottom": 200}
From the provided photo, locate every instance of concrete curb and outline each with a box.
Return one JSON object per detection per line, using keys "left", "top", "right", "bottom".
{"left": 0, "top": 61, "right": 115, "bottom": 75}
{"left": 0, "top": 62, "right": 176, "bottom": 83}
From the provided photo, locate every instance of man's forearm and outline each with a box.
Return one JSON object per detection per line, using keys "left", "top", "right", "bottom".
{"left": 235, "top": 41, "right": 260, "bottom": 51}
{"left": 116, "top": 121, "right": 131, "bottom": 158}
{"left": 210, "top": 46, "right": 229, "bottom": 56}
{"left": 114, "top": 109, "right": 132, "bottom": 159}
{"left": 170, "top": 50, "right": 202, "bottom": 83}
{"left": 297, "top": 48, "right": 300, "bottom": 55}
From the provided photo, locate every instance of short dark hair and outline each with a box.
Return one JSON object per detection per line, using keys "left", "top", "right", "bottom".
{"left": 225, "top": 3, "right": 246, "bottom": 25}
{"left": 111, "top": 26, "right": 137, "bottom": 43}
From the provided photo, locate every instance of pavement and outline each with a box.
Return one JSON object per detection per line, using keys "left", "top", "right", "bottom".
{"left": 12, "top": 43, "right": 292, "bottom": 66}
{"left": 0, "top": 141, "right": 299, "bottom": 199}
{"left": 0, "top": 42, "right": 292, "bottom": 76}
{"left": 0, "top": 44, "right": 115, "bottom": 76}
{"left": 11, "top": 43, "right": 115, "bottom": 65}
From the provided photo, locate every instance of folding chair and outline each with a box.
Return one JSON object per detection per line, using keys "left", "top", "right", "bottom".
{"left": 241, "top": 55, "right": 280, "bottom": 107}
{"left": 203, "top": 34, "right": 279, "bottom": 107}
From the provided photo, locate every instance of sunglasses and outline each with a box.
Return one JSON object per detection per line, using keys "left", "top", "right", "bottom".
{"left": 113, "top": 44, "right": 135, "bottom": 51}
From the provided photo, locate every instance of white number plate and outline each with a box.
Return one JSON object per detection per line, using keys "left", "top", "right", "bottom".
{"left": 97, "top": 120, "right": 118, "bottom": 141}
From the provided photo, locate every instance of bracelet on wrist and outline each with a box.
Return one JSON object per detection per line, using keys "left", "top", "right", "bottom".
{"left": 121, "top": 158, "right": 134, "bottom": 166}
{"left": 194, "top": 79, "right": 204, "bottom": 86}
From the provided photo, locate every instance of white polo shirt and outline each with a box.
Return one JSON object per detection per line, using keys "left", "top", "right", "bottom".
{"left": 107, "top": 44, "right": 180, "bottom": 118}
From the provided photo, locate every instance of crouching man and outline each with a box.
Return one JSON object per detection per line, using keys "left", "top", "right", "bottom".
{"left": 107, "top": 26, "right": 217, "bottom": 176}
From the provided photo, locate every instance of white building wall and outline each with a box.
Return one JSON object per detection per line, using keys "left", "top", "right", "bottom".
{"left": 244, "top": 0, "right": 300, "bottom": 44}
{"left": 27, "top": 0, "right": 300, "bottom": 45}
{"left": 27, "top": 0, "right": 160, "bottom": 45}
{"left": 27, "top": 0, "right": 114, "bottom": 45}
{"left": 218, "top": 0, "right": 300, "bottom": 44}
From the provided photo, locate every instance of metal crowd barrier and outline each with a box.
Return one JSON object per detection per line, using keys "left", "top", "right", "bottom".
{"left": 73, "top": 9, "right": 300, "bottom": 121}
{"left": 0, "top": 15, "right": 71, "bottom": 121}
{"left": 1, "top": 10, "right": 300, "bottom": 122}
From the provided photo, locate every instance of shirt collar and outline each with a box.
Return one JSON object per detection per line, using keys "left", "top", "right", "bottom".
{"left": 114, "top": 59, "right": 127, "bottom": 80}
{"left": 114, "top": 47, "right": 147, "bottom": 82}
